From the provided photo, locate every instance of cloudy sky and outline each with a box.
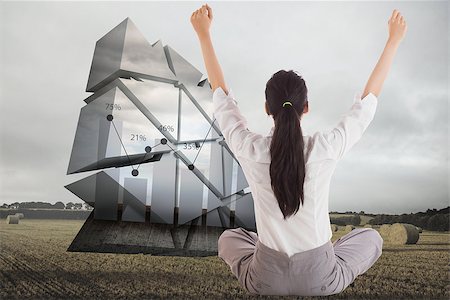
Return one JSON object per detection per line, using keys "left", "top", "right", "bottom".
{"left": 0, "top": 1, "right": 448, "bottom": 214}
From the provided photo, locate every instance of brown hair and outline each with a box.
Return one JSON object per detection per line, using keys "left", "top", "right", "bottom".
{"left": 265, "top": 69, "right": 308, "bottom": 219}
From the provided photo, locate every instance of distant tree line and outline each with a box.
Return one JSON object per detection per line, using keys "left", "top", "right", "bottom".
{"left": 330, "top": 215, "right": 361, "bottom": 226}
{"left": 1, "top": 201, "right": 92, "bottom": 210}
{"left": 368, "top": 207, "right": 449, "bottom": 231}
{"left": 329, "top": 211, "right": 377, "bottom": 217}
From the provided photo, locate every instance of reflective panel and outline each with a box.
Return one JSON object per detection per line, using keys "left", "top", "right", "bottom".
{"left": 86, "top": 19, "right": 126, "bottom": 92}
{"left": 208, "top": 129, "right": 224, "bottom": 195}
{"left": 182, "top": 82, "right": 215, "bottom": 120}
{"left": 68, "top": 88, "right": 116, "bottom": 174}
{"left": 177, "top": 165, "right": 203, "bottom": 225}
{"left": 67, "top": 86, "right": 167, "bottom": 174}
{"left": 235, "top": 193, "right": 256, "bottom": 230}
{"left": 164, "top": 45, "right": 202, "bottom": 86}
{"left": 236, "top": 163, "right": 249, "bottom": 192}
{"left": 203, "top": 187, "right": 225, "bottom": 227}
{"left": 94, "top": 168, "right": 120, "bottom": 221}
{"left": 87, "top": 18, "right": 176, "bottom": 92}
{"left": 77, "top": 151, "right": 167, "bottom": 172}
{"left": 150, "top": 151, "right": 177, "bottom": 224}
{"left": 122, "top": 177, "right": 147, "bottom": 222}
{"left": 120, "top": 78, "right": 179, "bottom": 141}
{"left": 229, "top": 159, "right": 239, "bottom": 211}
{"left": 222, "top": 146, "right": 234, "bottom": 198}
{"left": 120, "top": 26, "right": 176, "bottom": 81}
{"left": 205, "top": 209, "right": 222, "bottom": 227}
{"left": 64, "top": 171, "right": 98, "bottom": 207}
{"left": 205, "top": 205, "right": 231, "bottom": 228}
{"left": 179, "top": 89, "right": 213, "bottom": 142}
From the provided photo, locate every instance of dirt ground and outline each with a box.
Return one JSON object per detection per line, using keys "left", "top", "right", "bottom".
{"left": 0, "top": 219, "right": 448, "bottom": 299}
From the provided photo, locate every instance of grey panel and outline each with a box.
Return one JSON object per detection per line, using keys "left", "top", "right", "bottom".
{"left": 205, "top": 190, "right": 228, "bottom": 227}
{"left": 235, "top": 193, "right": 256, "bottom": 230}
{"left": 64, "top": 172, "right": 98, "bottom": 207}
{"left": 181, "top": 82, "right": 215, "bottom": 120}
{"left": 236, "top": 163, "right": 249, "bottom": 192}
{"left": 165, "top": 46, "right": 222, "bottom": 140}
{"left": 67, "top": 88, "right": 116, "bottom": 174}
{"left": 208, "top": 129, "right": 223, "bottom": 195}
{"left": 205, "top": 206, "right": 231, "bottom": 228}
{"left": 121, "top": 24, "right": 176, "bottom": 81}
{"left": 67, "top": 86, "right": 164, "bottom": 174}
{"left": 108, "top": 87, "right": 163, "bottom": 157}
{"left": 206, "top": 180, "right": 229, "bottom": 226}
{"left": 86, "top": 19, "right": 126, "bottom": 92}
{"left": 205, "top": 209, "right": 221, "bottom": 227}
{"left": 222, "top": 146, "right": 234, "bottom": 197}
{"left": 77, "top": 151, "right": 167, "bottom": 173}
{"left": 122, "top": 177, "right": 147, "bottom": 222}
{"left": 65, "top": 169, "right": 167, "bottom": 223}
{"left": 94, "top": 169, "right": 120, "bottom": 221}
{"left": 120, "top": 78, "right": 179, "bottom": 140}
{"left": 99, "top": 115, "right": 121, "bottom": 161}
{"left": 178, "top": 167, "right": 203, "bottom": 225}
{"left": 87, "top": 18, "right": 176, "bottom": 92}
{"left": 171, "top": 147, "right": 222, "bottom": 199}
{"left": 180, "top": 85, "right": 222, "bottom": 139}
{"left": 150, "top": 152, "right": 177, "bottom": 224}
{"left": 179, "top": 89, "right": 214, "bottom": 147}
{"left": 164, "top": 45, "right": 202, "bottom": 85}
{"left": 218, "top": 206, "right": 232, "bottom": 228}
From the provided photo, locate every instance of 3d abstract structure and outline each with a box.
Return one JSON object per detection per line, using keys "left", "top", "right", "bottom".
{"left": 65, "top": 18, "right": 256, "bottom": 256}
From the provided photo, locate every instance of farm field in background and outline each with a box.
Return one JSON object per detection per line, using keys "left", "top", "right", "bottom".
{"left": 0, "top": 219, "right": 449, "bottom": 299}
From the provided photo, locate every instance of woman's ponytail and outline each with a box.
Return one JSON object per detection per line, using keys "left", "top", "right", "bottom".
{"left": 266, "top": 70, "right": 307, "bottom": 219}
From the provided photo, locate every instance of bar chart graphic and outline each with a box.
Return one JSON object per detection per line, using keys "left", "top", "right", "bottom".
{"left": 65, "top": 18, "right": 256, "bottom": 256}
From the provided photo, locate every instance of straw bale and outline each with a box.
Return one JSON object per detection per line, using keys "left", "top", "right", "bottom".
{"left": 383, "top": 223, "right": 419, "bottom": 244}
{"left": 6, "top": 215, "right": 19, "bottom": 224}
{"left": 344, "top": 225, "right": 355, "bottom": 232}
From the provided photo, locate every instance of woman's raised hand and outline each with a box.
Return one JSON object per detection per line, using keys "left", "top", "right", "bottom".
{"left": 388, "top": 9, "right": 407, "bottom": 44}
{"left": 190, "top": 3, "right": 213, "bottom": 39}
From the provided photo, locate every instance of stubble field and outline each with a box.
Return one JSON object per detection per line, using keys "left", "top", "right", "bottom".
{"left": 0, "top": 219, "right": 449, "bottom": 299}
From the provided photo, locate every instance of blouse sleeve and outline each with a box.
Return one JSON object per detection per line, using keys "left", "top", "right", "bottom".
{"left": 321, "top": 91, "right": 378, "bottom": 160}
{"left": 212, "top": 86, "right": 266, "bottom": 160}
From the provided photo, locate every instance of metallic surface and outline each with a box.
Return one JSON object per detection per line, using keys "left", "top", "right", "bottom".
{"left": 66, "top": 17, "right": 258, "bottom": 255}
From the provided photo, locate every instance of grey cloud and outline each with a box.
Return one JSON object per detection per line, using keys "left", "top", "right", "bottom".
{"left": 0, "top": 1, "right": 447, "bottom": 214}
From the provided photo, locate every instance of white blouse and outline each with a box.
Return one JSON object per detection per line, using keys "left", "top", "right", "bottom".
{"left": 212, "top": 86, "right": 378, "bottom": 257}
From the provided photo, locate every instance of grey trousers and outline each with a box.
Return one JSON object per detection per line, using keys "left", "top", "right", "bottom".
{"left": 217, "top": 227, "right": 383, "bottom": 296}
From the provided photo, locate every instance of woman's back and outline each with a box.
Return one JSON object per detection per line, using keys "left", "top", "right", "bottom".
{"left": 213, "top": 87, "right": 378, "bottom": 257}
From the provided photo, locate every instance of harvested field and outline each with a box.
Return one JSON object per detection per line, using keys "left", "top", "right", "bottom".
{"left": 0, "top": 219, "right": 448, "bottom": 299}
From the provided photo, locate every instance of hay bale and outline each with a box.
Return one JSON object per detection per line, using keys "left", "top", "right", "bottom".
{"left": 14, "top": 213, "right": 24, "bottom": 219}
{"left": 364, "top": 224, "right": 372, "bottom": 228}
{"left": 379, "top": 224, "right": 391, "bottom": 236}
{"left": 331, "top": 224, "right": 338, "bottom": 232}
{"left": 6, "top": 215, "right": 19, "bottom": 224}
{"left": 344, "top": 225, "right": 355, "bottom": 232}
{"left": 415, "top": 226, "right": 422, "bottom": 233}
{"left": 384, "top": 223, "right": 419, "bottom": 245}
